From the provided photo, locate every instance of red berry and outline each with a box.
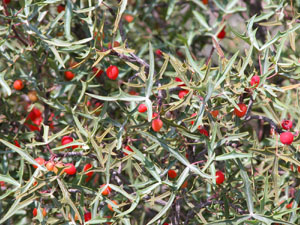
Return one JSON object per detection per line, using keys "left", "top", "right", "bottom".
{"left": 33, "top": 208, "right": 37, "bottom": 217}
{"left": 92, "top": 67, "right": 104, "bottom": 77}
{"left": 250, "top": 75, "right": 260, "bottom": 87}
{"left": 108, "top": 41, "right": 120, "bottom": 49}
{"left": 106, "top": 65, "right": 119, "bottom": 80}
{"left": 178, "top": 90, "right": 189, "bottom": 99}
{"left": 163, "top": 223, "right": 169, "bottom": 225}
{"left": 61, "top": 136, "right": 78, "bottom": 149}
{"left": 100, "top": 184, "right": 112, "bottom": 196}
{"left": 198, "top": 127, "right": 209, "bottom": 137}
{"left": 286, "top": 202, "right": 293, "bottom": 209}
{"left": 57, "top": 5, "right": 65, "bottom": 13}
{"left": 215, "top": 170, "right": 225, "bottom": 185}
{"left": 64, "top": 71, "right": 75, "bottom": 81}
{"left": 138, "top": 104, "right": 147, "bottom": 113}
{"left": 152, "top": 118, "right": 163, "bottom": 132}
{"left": 175, "top": 77, "right": 185, "bottom": 87}
{"left": 33, "top": 157, "right": 45, "bottom": 169}
{"left": 155, "top": 49, "right": 162, "bottom": 56}
{"left": 108, "top": 200, "right": 117, "bottom": 212}
{"left": 124, "top": 14, "right": 134, "bottom": 23}
{"left": 168, "top": 169, "right": 177, "bottom": 179}
{"left": 190, "top": 113, "right": 197, "bottom": 125}
{"left": 64, "top": 163, "right": 76, "bottom": 175}
{"left": 217, "top": 28, "right": 226, "bottom": 39}
{"left": 280, "top": 132, "right": 294, "bottom": 145}
{"left": 83, "top": 163, "right": 94, "bottom": 177}
{"left": 297, "top": 166, "right": 300, "bottom": 173}
{"left": 202, "top": 0, "right": 208, "bottom": 4}
{"left": 152, "top": 112, "right": 158, "bottom": 118}
{"left": 4, "top": 0, "right": 10, "bottom": 4}
{"left": 281, "top": 120, "right": 293, "bottom": 130}
{"left": 181, "top": 180, "right": 188, "bottom": 189}
{"left": 14, "top": 140, "right": 21, "bottom": 148}
{"left": 84, "top": 212, "right": 92, "bottom": 222}
{"left": 234, "top": 103, "right": 247, "bottom": 118}
{"left": 124, "top": 145, "right": 133, "bottom": 156}
{"left": 13, "top": 80, "right": 24, "bottom": 90}
{"left": 210, "top": 110, "right": 219, "bottom": 118}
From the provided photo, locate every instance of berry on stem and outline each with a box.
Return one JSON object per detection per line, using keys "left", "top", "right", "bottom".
{"left": 250, "top": 75, "right": 260, "bottom": 87}
{"left": 92, "top": 67, "right": 104, "bottom": 77}
{"left": 84, "top": 212, "right": 92, "bottom": 222}
{"left": 217, "top": 27, "right": 226, "bottom": 39}
{"left": 124, "top": 145, "right": 133, "bottom": 156}
{"left": 83, "top": 163, "right": 94, "bottom": 177}
{"left": 57, "top": 5, "right": 65, "bottom": 13}
{"left": 152, "top": 118, "right": 163, "bottom": 132}
{"left": 64, "top": 163, "right": 76, "bottom": 175}
{"left": 155, "top": 49, "right": 162, "bottom": 57}
{"left": 138, "top": 104, "right": 147, "bottom": 113}
{"left": 281, "top": 120, "right": 293, "bottom": 130}
{"left": 100, "top": 184, "right": 112, "bottom": 196}
{"left": 61, "top": 136, "right": 78, "bottom": 149}
{"left": 168, "top": 169, "right": 177, "bottom": 179}
{"left": 64, "top": 71, "right": 75, "bottom": 81}
{"left": 215, "top": 170, "right": 225, "bottom": 185}
{"left": 178, "top": 90, "right": 189, "bottom": 99}
{"left": 106, "top": 65, "right": 119, "bottom": 80}
{"left": 234, "top": 103, "right": 247, "bottom": 118}
{"left": 13, "top": 80, "right": 24, "bottom": 90}
{"left": 280, "top": 132, "right": 294, "bottom": 145}
{"left": 108, "top": 200, "right": 118, "bottom": 212}
{"left": 33, "top": 157, "right": 45, "bottom": 169}
{"left": 175, "top": 77, "right": 185, "bottom": 87}
{"left": 124, "top": 14, "right": 134, "bottom": 23}
{"left": 210, "top": 110, "right": 219, "bottom": 118}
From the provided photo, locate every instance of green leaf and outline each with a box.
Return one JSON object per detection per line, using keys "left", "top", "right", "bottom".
{"left": 215, "top": 151, "right": 252, "bottom": 161}
{"left": 0, "top": 70, "right": 11, "bottom": 96}
{"left": 64, "top": 0, "right": 73, "bottom": 40}
{"left": 185, "top": 45, "right": 204, "bottom": 80}
{"left": 0, "top": 139, "right": 47, "bottom": 171}
{"left": 192, "top": 10, "right": 211, "bottom": 31}
{"left": 86, "top": 89, "right": 146, "bottom": 102}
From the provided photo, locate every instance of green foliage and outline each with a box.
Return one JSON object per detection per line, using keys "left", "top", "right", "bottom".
{"left": 1, "top": 0, "right": 300, "bottom": 224}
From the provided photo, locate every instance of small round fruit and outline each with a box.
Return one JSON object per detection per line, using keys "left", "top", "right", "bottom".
{"left": 4, "top": 0, "right": 11, "bottom": 4}
{"left": 202, "top": 0, "right": 208, "bottom": 4}
{"left": 198, "top": 127, "right": 209, "bottom": 137}
{"left": 64, "top": 71, "right": 75, "bottom": 81}
{"left": 152, "top": 119, "right": 163, "bottom": 132}
{"left": 84, "top": 212, "right": 92, "bottom": 222}
{"left": 46, "top": 162, "right": 55, "bottom": 171}
{"left": 178, "top": 90, "right": 189, "bottom": 99}
{"left": 53, "top": 162, "right": 64, "bottom": 174}
{"left": 281, "top": 120, "right": 293, "bottom": 130}
{"left": 57, "top": 5, "right": 65, "bottom": 13}
{"left": 297, "top": 166, "right": 300, "bottom": 173}
{"left": 210, "top": 110, "right": 219, "bottom": 118}
{"left": 155, "top": 49, "right": 162, "bottom": 57}
{"left": 163, "top": 223, "right": 169, "bottom": 225}
{"left": 68, "top": 213, "right": 79, "bottom": 221}
{"left": 106, "top": 65, "right": 119, "bottom": 80}
{"left": 28, "top": 91, "right": 38, "bottom": 102}
{"left": 175, "top": 77, "right": 185, "bottom": 87}
{"left": 83, "top": 163, "right": 94, "bottom": 177}
{"left": 64, "top": 163, "right": 76, "bottom": 175}
{"left": 190, "top": 113, "right": 197, "bottom": 125}
{"left": 42, "top": 208, "right": 47, "bottom": 217}
{"left": 124, "top": 146, "right": 133, "bottom": 156}
{"left": 108, "top": 200, "right": 118, "bottom": 212}
{"left": 108, "top": 41, "right": 120, "bottom": 49}
{"left": 100, "top": 184, "right": 112, "bottom": 196}
{"left": 250, "top": 75, "right": 260, "bottom": 87}
{"left": 286, "top": 202, "right": 293, "bottom": 209}
{"left": 215, "top": 170, "right": 225, "bottom": 185}
{"left": 217, "top": 28, "right": 226, "bottom": 39}
{"left": 138, "top": 104, "right": 147, "bottom": 113}
{"left": 181, "top": 180, "right": 188, "bottom": 189}
{"left": 61, "top": 136, "right": 78, "bottom": 149}
{"left": 14, "top": 140, "right": 21, "bottom": 147}
{"left": 92, "top": 67, "right": 104, "bottom": 77}
{"left": 168, "top": 169, "right": 177, "bottom": 179}
{"left": 33, "top": 157, "right": 45, "bottom": 169}
{"left": 13, "top": 80, "right": 24, "bottom": 90}
{"left": 234, "top": 103, "right": 247, "bottom": 118}
{"left": 280, "top": 132, "right": 294, "bottom": 145}
{"left": 33, "top": 208, "right": 37, "bottom": 217}
{"left": 124, "top": 14, "right": 134, "bottom": 23}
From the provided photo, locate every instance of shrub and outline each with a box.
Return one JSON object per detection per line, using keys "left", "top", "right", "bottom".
{"left": 1, "top": 0, "right": 300, "bottom": 224}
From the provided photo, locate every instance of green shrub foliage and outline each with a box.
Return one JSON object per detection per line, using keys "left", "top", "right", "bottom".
{"left": 1, "top": 0, "right": 300, "bottom": 224}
